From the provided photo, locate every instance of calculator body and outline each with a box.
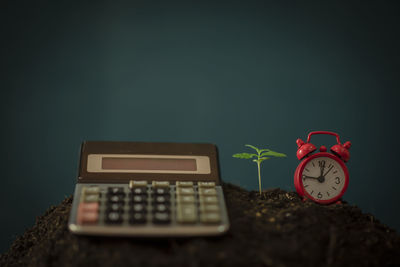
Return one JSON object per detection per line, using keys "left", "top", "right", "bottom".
{"left": 68, "top": 141, "right": 230, "bottom": 237}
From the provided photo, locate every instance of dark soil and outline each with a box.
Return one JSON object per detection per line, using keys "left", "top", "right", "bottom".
{"left": 1, "top": 183, "right": 399, "bottom": 267}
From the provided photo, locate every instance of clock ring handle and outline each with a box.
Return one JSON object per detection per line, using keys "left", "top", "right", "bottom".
{"left": 306, "top": 131, "right": 341, "bottom": 145}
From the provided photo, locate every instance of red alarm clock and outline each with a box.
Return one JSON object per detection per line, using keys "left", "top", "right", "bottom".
{"left": 294, "top": 131, "right": 351, "bottom": 204}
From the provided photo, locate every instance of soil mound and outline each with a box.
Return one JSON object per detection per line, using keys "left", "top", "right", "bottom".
{"left": 1, "top": 183, "right": 399, "bottom": 266}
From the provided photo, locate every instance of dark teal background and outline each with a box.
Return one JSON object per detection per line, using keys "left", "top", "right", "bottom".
{"left": 1, "top": 1, "right": 399, "bottom": 252}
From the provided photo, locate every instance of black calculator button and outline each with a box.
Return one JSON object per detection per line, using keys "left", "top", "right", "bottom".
{"left": 108, "top": 187, "right": 125, "bottom": 195}
{"left": 131, "top": 187, "right": 147, "bottom": 195}
{"left": 153, "top": 195, "right": 170, "bottom": 204}
{"left": 129, "top": 213, "right": 146, "bottom": 224}
{"left": 153, "top": 204, "right": 170, "bottom": 213}
{"left": 130, "top": 203, "right": 147, "bottom": 213}
{"left": 153, "top": 188, "right": 170, "bottom": 195}
{"left": 130, "top": 195, "right": 147, "bottom": 203}
{"left": 107, "top": 194, "right": 125, "bottom": 203}
{"left": 152, "top": 212, "right": 171, "bottom": 224}
{"left": 106, "top": 203, "right": 124, "bottom": 212}
{"left": 106, "top": 212, "right": 123, "bottom": 224}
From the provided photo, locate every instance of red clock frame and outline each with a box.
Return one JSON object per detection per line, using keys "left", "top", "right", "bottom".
{"left": 294, "top": 152, "right": 349, "bottom": 204}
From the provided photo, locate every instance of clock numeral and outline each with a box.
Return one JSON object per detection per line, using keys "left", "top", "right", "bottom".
{"left": 318, "top": 160, "right": 326, "bottom": 168}
{"left": 333, "top": 170, "right": 338, "bottom": 174}
{"left": 332, "top": 186, "right": 337, "bottom": 190}
{"left": 328, "top": 164, "right": 332, "bottom": 168}
{"left": 335, "top": 177, "right": 340, "bottom": 184}
{"left": 317, "top": 192, "right": 322, "bottom": 199}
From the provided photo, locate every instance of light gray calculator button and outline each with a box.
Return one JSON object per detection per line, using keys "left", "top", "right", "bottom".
{"left": 198, "top": 182, "right": 216, "bottom": 188}
{"left": 176, "top": 181, "right": 194, "bottom": 187}
{"left": 200, "top": 212, "right": 221, "bottom": 224}
{"left": 129, "top": 180, "right": 148, "bottom": 188}
{"left": 199, "top": 196, "right": 218, "bottom": 204}
{"left": 83, "top": 187, "right": 100, "bottom": 195}
{"left": 83, "top": 194, "right": 100, "bottom": 203}
{"left": 152, "top": 181, "right": 170, "bottom": 188}
{"left": 177, "top": 204, "right": 198, "bottom": 223}
{"left": 176, "top": 187, "right": 195, "bottom": 196}
{"left": 198, "top": 188, "right": 217, "bottom": 196}
{"left": 200, "top": 204, "right": 220, "bottom": 213}
{"left": 176, "top": 195, "right": 196, "bottom": 204}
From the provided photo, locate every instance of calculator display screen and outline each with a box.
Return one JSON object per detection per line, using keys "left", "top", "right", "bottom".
{"left": 102, "top": 157, "right": 197, "bottom": 171}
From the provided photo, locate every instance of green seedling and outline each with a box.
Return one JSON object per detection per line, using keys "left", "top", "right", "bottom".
{"left": 233, "top": 144, "right": 287, "bottom": 194}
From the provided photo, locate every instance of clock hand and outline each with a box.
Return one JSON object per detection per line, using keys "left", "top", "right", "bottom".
{"left": 303, "top": 174, "right": 325, "bottom": 183}
{"left": 323, "top": 166, "right": 334, "bottom": 177}
{"left": 302, "top": 175, "right": 319, "bottom": 180}
{"left": 319, "top": 161, "right": 325, "bottom": 177}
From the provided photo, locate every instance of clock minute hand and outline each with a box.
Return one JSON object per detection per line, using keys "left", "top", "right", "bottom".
{"left": 323, "top": 166, "right": 334, "bottom": 177}
{"left": 319, "top": 162, "right": 325, "bottom": 177}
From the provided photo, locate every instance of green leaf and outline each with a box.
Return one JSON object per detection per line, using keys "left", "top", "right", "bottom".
{"left": 260, "top": 150, "right": 287, "bottom": 158}
{"left": 259, "top": 157, "right": 270, "bottom": 162}
{"left": 232, "top": 153, "right": 258, "bottom": 159}
{"left": 259, "top": 149, "right": 271, "bottom": 153}
{"left": 245, "top": 144, "right": 260, "bottom": 153}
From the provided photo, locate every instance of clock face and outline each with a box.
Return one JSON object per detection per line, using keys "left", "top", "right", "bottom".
{"left": 301, "top": 156, "right": 346, "bottom": 201}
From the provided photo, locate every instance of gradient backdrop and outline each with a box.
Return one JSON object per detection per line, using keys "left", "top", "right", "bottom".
{"left": 1, "top": 1, "right": 399, "bottom": 252}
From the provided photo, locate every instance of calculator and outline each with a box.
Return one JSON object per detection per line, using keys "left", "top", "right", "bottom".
{"left": 68, "top": 141, "right": 230, "bottom": 237}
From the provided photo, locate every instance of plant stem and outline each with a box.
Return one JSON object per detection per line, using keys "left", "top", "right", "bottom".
{"left": 257, "top": 160, "right": 261, "bottom": 194}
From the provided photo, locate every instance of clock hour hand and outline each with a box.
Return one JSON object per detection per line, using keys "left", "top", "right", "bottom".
{"left": 302, "top": 175, "right": 319, "bottom": 180}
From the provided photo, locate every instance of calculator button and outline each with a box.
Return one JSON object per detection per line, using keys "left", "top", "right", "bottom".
{"left": 198, "top": 182, "right": 216, "bottom": 188}
{"left": 107, "top": 194, "right": 125, "bottom": 203}
{"left": 130, "top": 195, "right": 147, "bottom": 203}
{"left": 78, "top": 202, "right": 99, "bottom": 212}
{"left": 176, "top": 181, "right": 193, "bottom": 187}
{"left": 199, "top": 196, "right": 219, "bottom": 204}
{"left": 152, "top": 181, "right": 170, "bottom": 188}
{"left": 129, "top": 180, "right": 148, "bottom": 188}
{"left": 153, "top": 195, "right": 170, "bottom": 204}
{"left": 77, "top": 211, "right": 99, "bottom": 225}
{"left": 106, "top": 212, "right": 123, "bottom": 224}
{"left": 106, "top": 203, "right": 124, "bottom": 213}
{"left": 130, "top": 203, "right": 147, "bottom": 213}
{"left": 176, "top": 187, "right": 195, "bottom": 196}
{"left": 200, "top": 212, "right": 221, "bottom": 224}
{"left": 200, "top": 204, "right": 220, "bottom": 213}
{"left": 83, "top": 186, "right": 100, "bottom": 195}
{"left": 129, "top": 213, "right": 147, "bottom": 224}
{"left": 153, "top": 212, "right": 171, "bottom": 224}
{"left": 108, "top": 187, "right": 125, "bottom": 195}
{"left": 153, "top": 204, "right": 169, "bottom": 213}
{"left": 83, "top": 194, "right": 100, "bottom": 203}
{"left": 198, "top": 188, "right": 217, "bottom": 196}
{"left": 153, "top": 187, "right": 170, "bottom": 195}
{"left": 131, "top": 187, "right": 147, "bottom": 195}
{"left": 177, "top": 204, "right": 198, "bottom": 224}
{"left": 176, "top": 195, "right": 196, "bottom": 204}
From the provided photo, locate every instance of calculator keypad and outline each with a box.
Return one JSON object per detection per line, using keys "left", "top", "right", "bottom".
{"left": 75, "top": 181, "right": 226, "bottom": 229}
{"left": 77, "top": 187, "right": 100, "bottom": 224}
